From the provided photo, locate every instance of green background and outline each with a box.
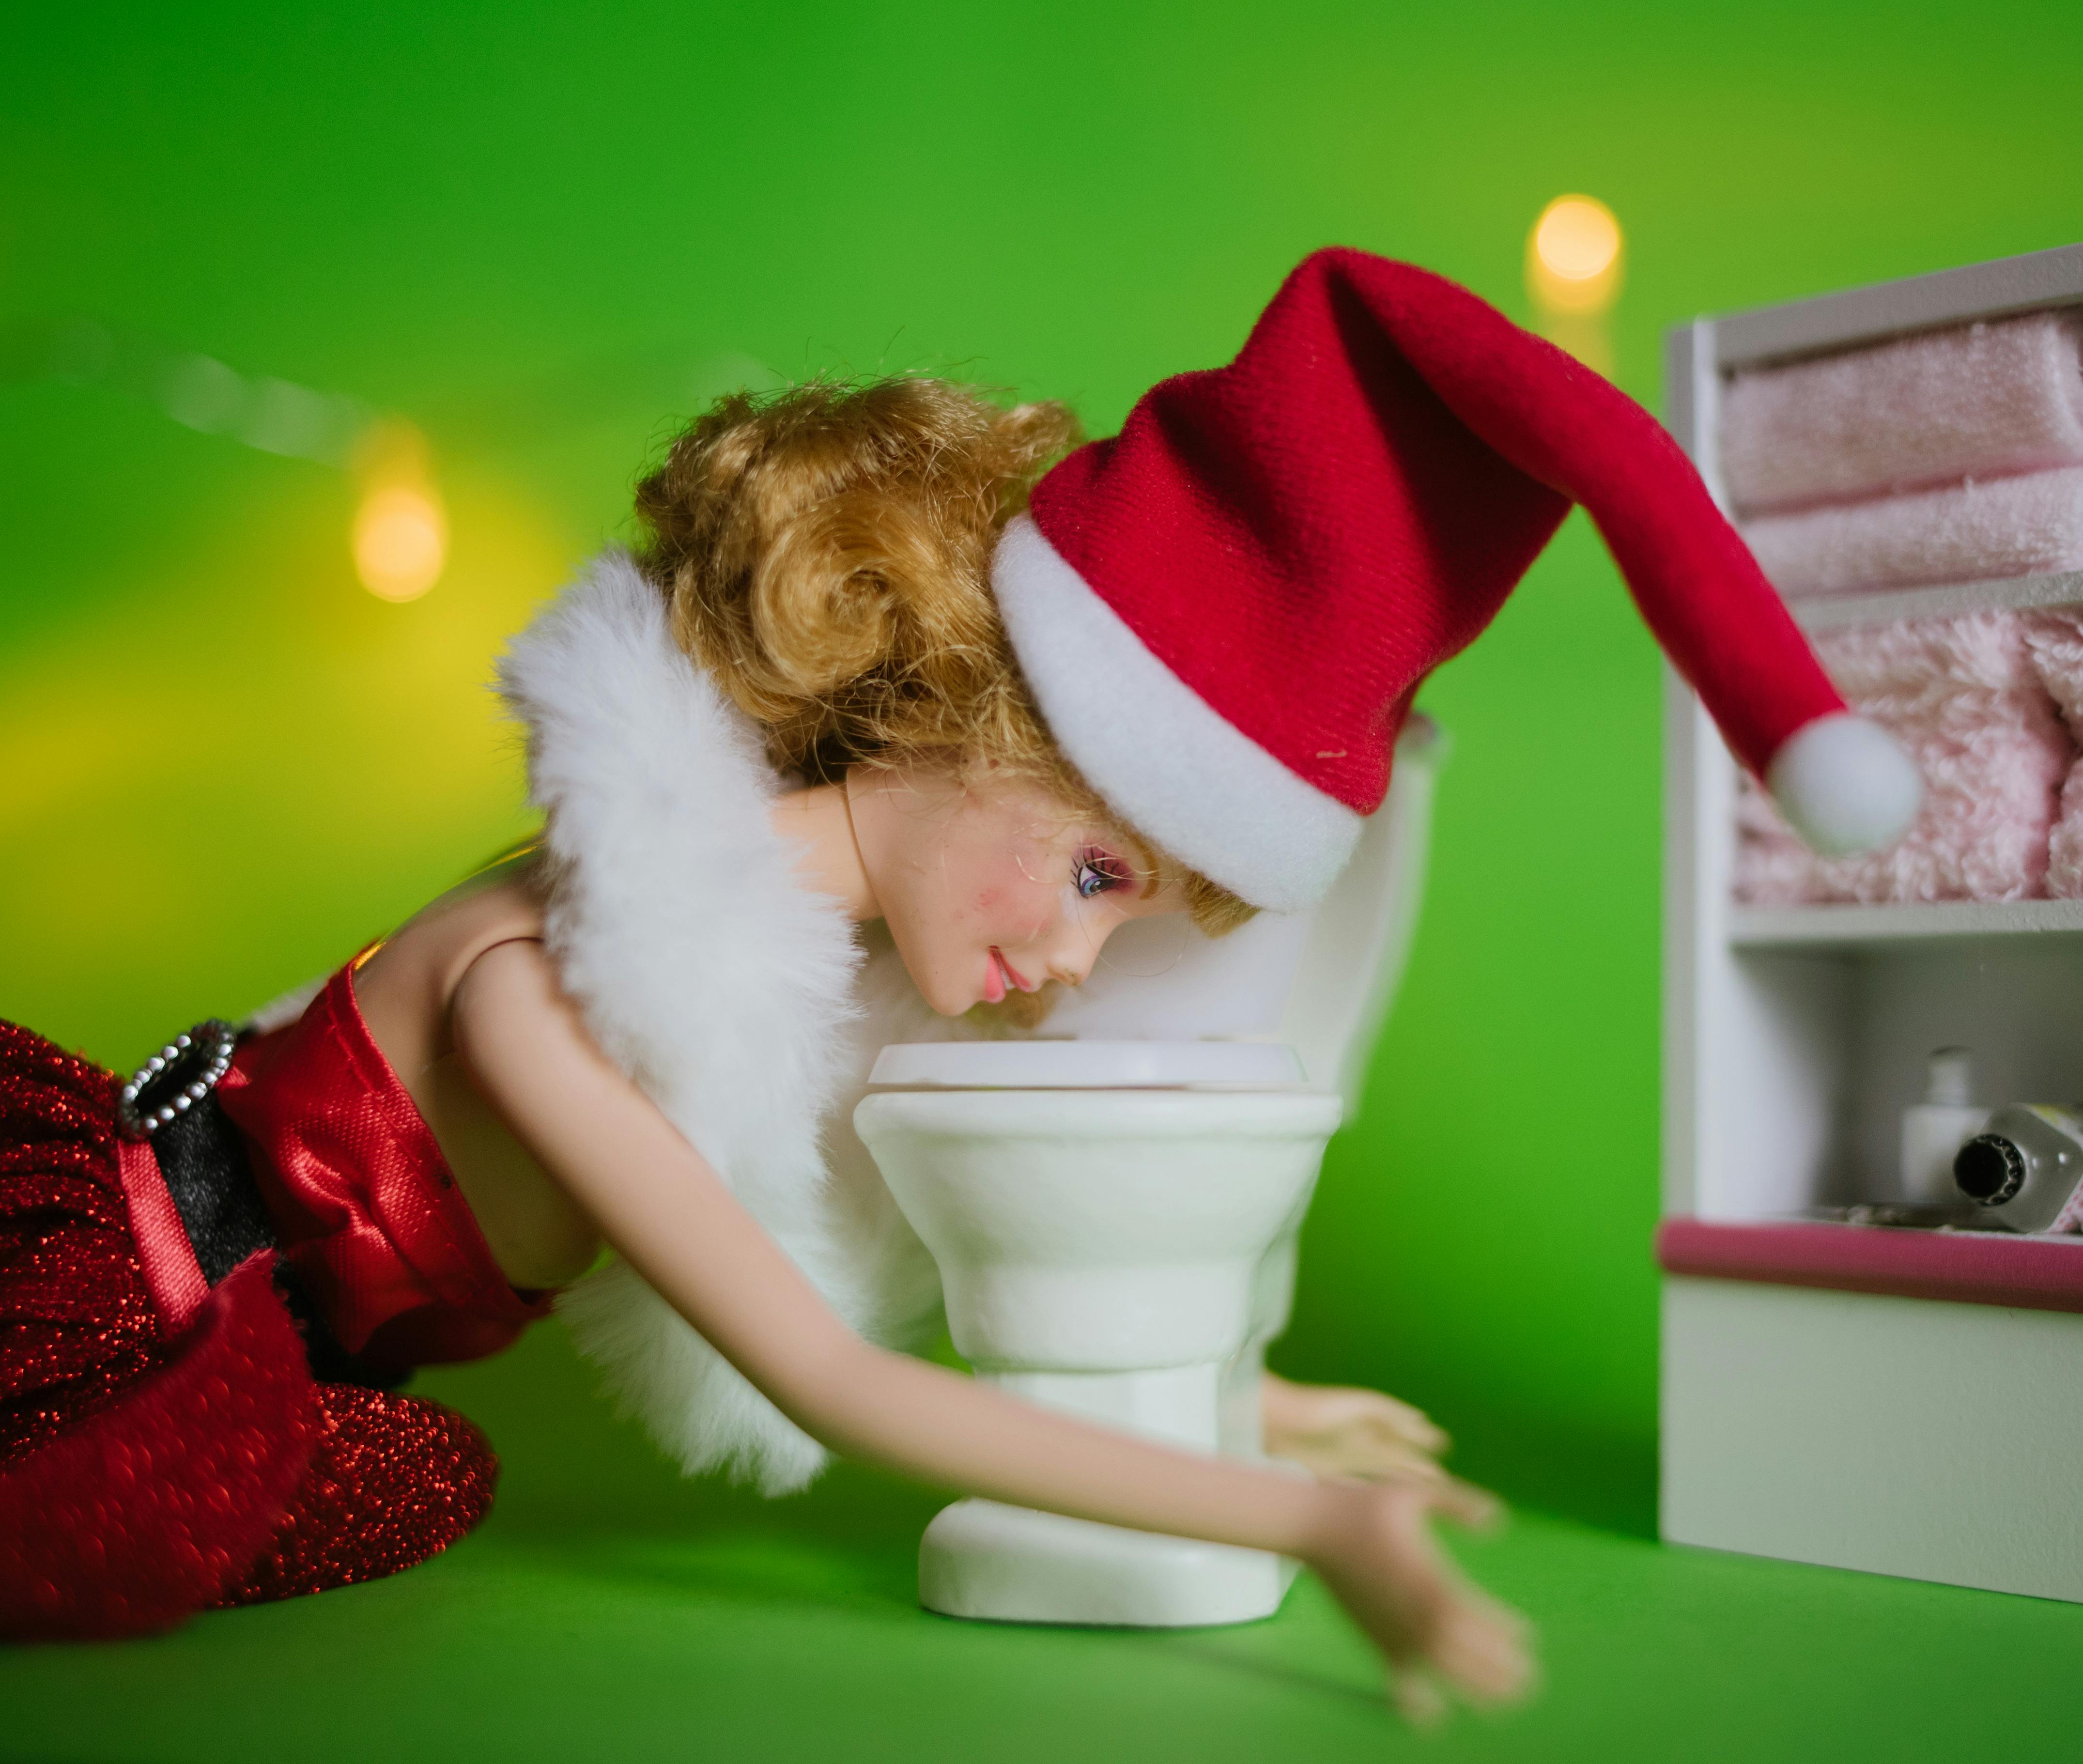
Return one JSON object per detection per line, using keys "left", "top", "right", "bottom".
{"left": 3, "top": 2, "right": 2081, "bottom": 1757}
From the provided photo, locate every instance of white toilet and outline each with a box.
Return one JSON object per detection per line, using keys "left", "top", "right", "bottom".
{"left": 849, "top": 717, "right": 1447, "bottom": 1628}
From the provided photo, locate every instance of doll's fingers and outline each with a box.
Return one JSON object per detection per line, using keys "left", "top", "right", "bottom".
{"left": 1427, "top": 1599, "right": 1535, "bottom": 1706}
{"left": 1311, "top": 1440, "right": 1448, "bottom": 1485}
{"left": 1352, "top": 1388, "right": 1447, "bottom": 1451}
{"left": 1390, "top": 1549, "right": 1532, "bottom": 1706}
{"left": 1350, "top": 1419, "right": 1448, "bottom": 1468}
{"left": 1426, "top": 1476, "right": 1506, "bottom": 1532}
{"left": 1389, "top": 1664, "right": 1450, "bottom": 1728}
{"left": 1268, "top": 1428, "right": 1445, "bottom": 1485}
{"left": 1372, "top": 1447, "right": 1450, "bottom": 1485}
{"left": 1312, "top": 1387, "right": 1448, "bottom": 1452}
{"left": 1449, "top": 1587, "right": 1533, "bottom": 1668}
{"left": 1372, "top": 1396, "right": 1449, "bottom": 1453}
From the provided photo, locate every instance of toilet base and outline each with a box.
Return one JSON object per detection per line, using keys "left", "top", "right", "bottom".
{"left": 919, "top": 1498, "right": 1299, "bottom": 1628}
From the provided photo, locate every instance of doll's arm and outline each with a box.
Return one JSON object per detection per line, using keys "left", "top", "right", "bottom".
{"left": 451, "top": 936, "right": 1528, "bottom": 1718}
{"left": 1261, "top": 1372, "right": 1450, "bottom": 1485}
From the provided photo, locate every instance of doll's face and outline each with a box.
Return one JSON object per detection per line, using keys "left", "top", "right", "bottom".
{"left": 847, "top": 765, "right": 1187, "bottom": 1017}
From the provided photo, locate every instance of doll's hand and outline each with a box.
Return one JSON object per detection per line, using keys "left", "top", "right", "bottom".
{"left": 1306, "top": 1478, "right": 1533, "bottom": 1723}
{"left": 1261, "top": 1371, "right": 1450, "bottom": 1484}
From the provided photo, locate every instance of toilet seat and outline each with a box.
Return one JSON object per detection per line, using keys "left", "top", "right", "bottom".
{"left": 865, "top": 1040, "right": 1304, "bottom": 1090}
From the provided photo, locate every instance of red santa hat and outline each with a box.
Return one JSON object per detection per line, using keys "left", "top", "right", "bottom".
{"left": 992, "top": 248, "right": 1920, "bottom": 912}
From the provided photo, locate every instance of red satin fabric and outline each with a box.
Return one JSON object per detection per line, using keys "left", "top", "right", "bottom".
{"left": 115, "top": 1132, "right": 208, "bottom": 1331}
{"left": 218, "top": 965, "right": 551, "bottom": 1376}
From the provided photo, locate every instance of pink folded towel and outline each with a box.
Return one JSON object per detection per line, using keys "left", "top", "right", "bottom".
{"left": 1722, "top": 310, "right": 2083, "bottom": 517}
{"left": 1736, "top": 610, "right": 2071, "bottom": 904}
{"left": 1739, "top": 465, "right": 2083, "bottom": 598}
{"left": 2021, "top": 609, "right": 2083, "bottom": 897}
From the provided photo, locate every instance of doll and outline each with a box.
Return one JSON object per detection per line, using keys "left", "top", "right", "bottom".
{"left": 0, "top": 249, "right": 1918, "bottom": 1718}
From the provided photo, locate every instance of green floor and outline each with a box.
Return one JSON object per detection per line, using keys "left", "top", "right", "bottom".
{"left": 4, "top": 1325, "right": 2075, "bottom": 1764}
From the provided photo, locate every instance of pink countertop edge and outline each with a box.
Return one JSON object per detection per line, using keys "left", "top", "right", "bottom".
{"left": 1656, "top": 1216, "right": 2083, "bottom": 1315}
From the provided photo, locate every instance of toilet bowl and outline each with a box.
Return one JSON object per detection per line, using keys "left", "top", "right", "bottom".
{"left": 843, "top": 716, "right": 1447, "bottom": 1627}
{"left": 857, "top": 1049, "right": 1338, "bottom": 1624}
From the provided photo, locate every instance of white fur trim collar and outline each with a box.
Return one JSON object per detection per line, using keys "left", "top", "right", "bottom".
{"left": 497, "top": 553, "right": 935, "bottom": 1494}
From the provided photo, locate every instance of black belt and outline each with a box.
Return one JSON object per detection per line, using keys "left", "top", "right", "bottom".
{"left": 121, "top": 1023, "right": 404, "bottom": 1390}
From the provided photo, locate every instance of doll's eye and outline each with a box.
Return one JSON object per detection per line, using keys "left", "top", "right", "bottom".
{"left": 1074, "top": 847, "right": 1133, "bottom": 900}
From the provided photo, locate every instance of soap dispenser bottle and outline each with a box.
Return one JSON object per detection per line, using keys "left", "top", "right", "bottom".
{"left": 1899, "top": 1047, "right": 1990, "bottom": 1204}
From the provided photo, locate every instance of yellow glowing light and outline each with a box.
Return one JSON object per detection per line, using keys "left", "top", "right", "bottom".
{"left": 353, "top": 481, "right": 447, "bottom": 602}
{"left": 348, "top": 418, "right": 447, "bottom": 602}
{"left": 1535, "top": 197, "right": 1620, "bottom": 280}
{"left": 1527, "top": 194, "right": 1624, "bottom": 317}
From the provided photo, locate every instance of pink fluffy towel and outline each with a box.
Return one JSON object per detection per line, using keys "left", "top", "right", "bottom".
{"left": 1736, "top": 610, "right": 2072, "bottom": 904}
{"left": 2020, "top": 609, "right": 2083, "bottom": 898}
{"left": 1740, "top": 466, "right": 2083, "bottom": 598}
{"left": 1721, "top": 310, "right": 2083, "bottom": 517}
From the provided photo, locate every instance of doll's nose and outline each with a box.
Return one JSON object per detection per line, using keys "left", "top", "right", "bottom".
{"left": 1032, "top": 926, "right": 1104, "bottom": 990}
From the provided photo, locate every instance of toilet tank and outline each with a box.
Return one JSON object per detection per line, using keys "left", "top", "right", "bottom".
{"left": 1039, "top": 714, "right": 1447, "bottom": 1117}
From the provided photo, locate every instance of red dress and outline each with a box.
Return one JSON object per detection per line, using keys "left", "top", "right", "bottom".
{"left": 220, "top": 962, "right": 552, "bottom": 1373}
{"left": 0, "top": 959, "right": 549, "bottom": 1639}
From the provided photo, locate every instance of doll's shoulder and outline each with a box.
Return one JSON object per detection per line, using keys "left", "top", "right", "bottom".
{"left": 354, "top": 851, "right": 547, "bottom": 1069}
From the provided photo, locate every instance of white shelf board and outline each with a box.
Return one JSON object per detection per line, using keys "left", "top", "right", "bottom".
{"left": 1789, "top": 570, "right": 2083, "bottom": 633}
{"left": 1730, "top": 897, "right": 2083, "bottom": 950}
{"left": 1710, "top": 241, "right": 2083, "bottom": 371}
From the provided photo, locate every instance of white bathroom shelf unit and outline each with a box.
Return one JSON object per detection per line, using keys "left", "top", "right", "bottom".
{"left": 1789, "top": 567, "right": 2083, "bottom": 634}
{"left": 1728, "top": 897, "right": 2083, "bottom": 949}
{"left": 1660, "top": 241, "right": 2083, "bottom": 1603}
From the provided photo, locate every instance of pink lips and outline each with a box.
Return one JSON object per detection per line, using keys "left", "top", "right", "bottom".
{"left": 984, "top": 947, "right": 1033, "bottom": 1004}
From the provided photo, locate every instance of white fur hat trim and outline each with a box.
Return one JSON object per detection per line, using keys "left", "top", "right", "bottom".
{"left": 991, "top": 515, "right": 1360, "bottom": 913}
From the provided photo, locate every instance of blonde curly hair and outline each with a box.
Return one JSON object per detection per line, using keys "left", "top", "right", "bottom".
{"left": 632, "top": 376, "right": 1254, "bottom": 947}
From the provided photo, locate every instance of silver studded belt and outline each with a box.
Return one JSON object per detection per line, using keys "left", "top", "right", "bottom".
{"left": 117, "top": 1020, "right": 237, "bottom": 1139}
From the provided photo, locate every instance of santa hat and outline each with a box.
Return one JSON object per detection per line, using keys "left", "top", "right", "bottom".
{"left": 992, "top": 248, "right": 1920, "bottom": 912}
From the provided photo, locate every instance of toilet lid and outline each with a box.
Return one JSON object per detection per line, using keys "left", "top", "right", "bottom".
{"left": 865, "top": 1040, "right": 1307, "bottom": 1090}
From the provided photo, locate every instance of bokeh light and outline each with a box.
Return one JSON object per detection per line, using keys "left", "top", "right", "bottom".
{"left": 351, "top": 418, "right": 447, "bottom": 602}
{"left": 1527, "top": 194, "right": 1625, "bottom": 316}
{"left": 353, "top": 480, "right": 447, "bottom": 602}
